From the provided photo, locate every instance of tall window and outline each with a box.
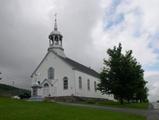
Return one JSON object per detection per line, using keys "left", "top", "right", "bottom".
{"left": 63, "top": 77, "right": 68, "bottom": 90}
{"left": 87, "top": 79, "right": 90, "bottom": 91}
{"left": 94, "top": 81, "right": 97, "bottom": 92}
{"left": 79, "top": 76, "right": 82, "bottom": 89}
{"left": 48, "top": 67, "right": 54, "bottom": 79}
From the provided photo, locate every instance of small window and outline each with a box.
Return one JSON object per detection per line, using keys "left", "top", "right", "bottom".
{"left": 94, "top": 81, "right": 97, "bottom": 92}
{"left": 44, "top": 83, "right": 49, "bottom": 87}
{"left": 87, "top": 79, "right": 90, "bottom": 91}
{"left": 63, "top": 77, "right": 68, "bottom": 90}
{"left": 38, "top": 81, "right": 40, "bottom": 85}
{"left": 79, "top": 76, "right": 82, "bottom": 89}
{"left": 48, "top": 67, "right": 54, "bottom": 79}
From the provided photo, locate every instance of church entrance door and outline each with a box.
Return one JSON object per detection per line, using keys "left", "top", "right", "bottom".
{"left": 43, "top": 83, "right": 50, "bottom": 97}
{"left": 32, "top": 87, "right": 37, "bottom": 96}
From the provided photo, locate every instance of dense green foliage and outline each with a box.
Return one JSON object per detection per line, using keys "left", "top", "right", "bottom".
{"left": 0, "top": 98, "right": 145, "bottom": 120}
{"left": 19, "top": 92, "right": 31, "bottom": 99}
{"left": 0, "top": 83, "right": 30, "bottom": 97}
{"left": 98, "top": 43, "right": 148, "bottom": 104}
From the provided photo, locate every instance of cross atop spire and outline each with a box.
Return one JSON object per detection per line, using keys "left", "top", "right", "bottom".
{"left": 54, "top": 13, "right": 58, "bottom": 31}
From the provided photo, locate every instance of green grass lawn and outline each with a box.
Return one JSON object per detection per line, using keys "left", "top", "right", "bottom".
{"left": 96, "top": 101, "right": 149, "bottom": 109}
{"left": 0, "top": 98, "right": 146, "bottom": 120}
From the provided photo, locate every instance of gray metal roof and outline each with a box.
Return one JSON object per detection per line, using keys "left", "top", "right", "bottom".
{"left": 60, "top": 57, "right": 100, "bottom": 78}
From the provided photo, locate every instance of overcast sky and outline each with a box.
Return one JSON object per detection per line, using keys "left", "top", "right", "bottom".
{"left": 0, "top": 0, "right": 159, "bottom": 102}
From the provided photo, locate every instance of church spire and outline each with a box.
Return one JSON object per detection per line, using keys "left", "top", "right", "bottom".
{"left": 54, "top": 14, "right": 58, "bottom": 31}
{"left": 48, "top": 14, "right": 65, "bottom": 57}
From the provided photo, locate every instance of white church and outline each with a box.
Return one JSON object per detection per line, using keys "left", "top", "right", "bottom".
{"left": 31, "top": 17, "right": 113, "bottom": 101}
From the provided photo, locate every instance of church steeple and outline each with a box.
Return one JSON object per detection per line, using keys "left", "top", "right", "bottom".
{"left": 54, "top": 14, "right": 58, "bottom": 31}
{"left": 48, "top": 15, "right": 65, "bottom": 57}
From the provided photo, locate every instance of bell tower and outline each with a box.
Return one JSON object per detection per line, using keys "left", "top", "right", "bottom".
{"left": 48, "top": 15, "right": 65, "bottom": 57}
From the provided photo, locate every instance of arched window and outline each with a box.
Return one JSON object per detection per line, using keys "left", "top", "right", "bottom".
{"left": 87, "top": 79, "right": 90, "bottom": 91}
{"left": 48, "top": 67, "right": 54, "bottom": 79}
{"left": 79, "top": 76, "right": 82, "bottom": 89}
{"left": 55, "top": 35, "right": 58, "bottom": 41}
{"left": 63, "top": 77, "right": 68, "bottom": 90}
{"left": 94, "top": 81, "right": 97, "bottom": 92}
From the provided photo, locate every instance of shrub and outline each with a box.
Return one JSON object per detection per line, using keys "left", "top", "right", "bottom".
{"left": 19, "top": 92, "right": 31, "bottom": 99}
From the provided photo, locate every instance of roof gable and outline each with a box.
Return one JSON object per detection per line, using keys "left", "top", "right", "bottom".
{"left": 31, "top": 51, "right": 59, "bottom": 77}
{"left": 40, "top": 79, "right": 53, "bottom": 86}
{"left": 31, "top": 51, "right": 100, "bottom": 78}
{"left": 31, "top": 52, "right": 49, "bottom": 77}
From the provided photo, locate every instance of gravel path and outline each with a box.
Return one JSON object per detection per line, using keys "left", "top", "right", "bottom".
{"left": 58, "top": 102, "right": 148, "bottom": 116}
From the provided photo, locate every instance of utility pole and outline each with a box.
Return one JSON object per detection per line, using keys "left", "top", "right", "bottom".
{"left": 0, "top": 72, "right": 2, "bottom": 80}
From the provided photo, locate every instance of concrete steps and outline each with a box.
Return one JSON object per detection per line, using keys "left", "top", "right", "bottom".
{"left": 29, "top": 96, "right": 44, "bottom": 101}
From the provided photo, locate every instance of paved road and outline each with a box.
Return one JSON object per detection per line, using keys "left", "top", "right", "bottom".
{"left": 147, "top": 103, "right": 159, "bottom": 120}
{"left": 58, "top": 102, "right": 148, "bottom": 116}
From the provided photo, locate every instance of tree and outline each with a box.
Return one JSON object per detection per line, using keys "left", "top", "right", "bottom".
{"left": 98, "top": 43, "right": 148, "bottom": 104}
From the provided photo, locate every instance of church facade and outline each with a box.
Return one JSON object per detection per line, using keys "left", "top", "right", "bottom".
{"left": 31, "top": 18, "right": 113, "bottom": 100}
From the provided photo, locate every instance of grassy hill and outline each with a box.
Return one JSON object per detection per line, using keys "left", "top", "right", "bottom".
{"left": 0, "top": 83, "right": 30, "bottom": 97}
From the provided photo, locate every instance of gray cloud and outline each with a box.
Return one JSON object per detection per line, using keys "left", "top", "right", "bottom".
{"left": 146, "top": 74, "right": 159, "bottom": 102}
{"left": 0, "top": 0, "right": 102, "bottom": 89}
